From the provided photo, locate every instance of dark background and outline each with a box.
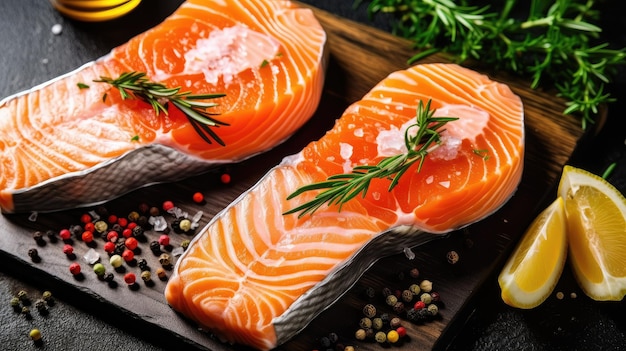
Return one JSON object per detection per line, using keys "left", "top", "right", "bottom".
{"left": 1, "top": 0, "right": 625, "bottom": 350}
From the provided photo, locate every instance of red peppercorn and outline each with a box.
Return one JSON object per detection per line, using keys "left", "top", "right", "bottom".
{"left": 107, "top": 214, "right": 118, "bottom": 224}
{"left": 69, "top": 263, "right": 81, "bottom": 275}
{"left": 396, "top": 326, "right": 407, "bottom": 338}
{"left": 117, "top": 217, "right": 128, "bottom": 228}
{"left": 125, "top": 237, "right": 138, "bottom": 251}
{"left": 192, "top": 192, "right": 204, "bottom": 204}
{"left": 122, "top": 249, "right": 134, "bottom": 262}
{"left": 80, "top": 213, "right": 92, "bottom": 224}
{"left": 103, "top": 241, "right": 115, "bottom": 254}
{"left": 127, "top": 222, "right": 137, "bottom": 230}
{"left": 158, "top": 234, "right": 170, "bottom": 246}
{"left": 62, "top": 244, "right": 74, "bottom": 255}
{"left": 122, "top": 228, "right": 133, "bottom": 238}
{"left": 414, "top": 301, "right": 426, "bottom": 310}
{"left": 162, "top": 200, "right": 175, "bottom": 212}
{"left": 81, "top": 231, "right": 94, "bottom": 243}
{"left": 59, "top": 229, "right": 71, "bottom": 241}
{"left": 123, "top": 272, "right": 136, "bottom": 285}
{"left": 84, "top": 222, "right": 95, "bottom": 233}
{"left": 106, "top": 231, "right": 119, "bottom": 242}
{"left": 220, "top": 173, "right": 231, "bottom": 184}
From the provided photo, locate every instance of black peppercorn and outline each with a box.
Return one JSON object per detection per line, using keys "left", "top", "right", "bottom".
{"left": 69, "top": 224, "right": 83, "bottom": 238}
{"left": 363, "top": 286, "right": 376, "bottom": 299}
{"left": 409, "top": 267, "right": 420, "bottom": 279}
{"left": 393, "top": 301, "right": 405, "bottom": 314}
{"left": 150, "top": 241, "right": 162, "bottom": 255}
{"left": 104, "top": 273, "right": 115, "bottom": 282}
{"left": 28, "top": 248, "right": 41, "bottom": 263}
{"left": 319, "top": 336, "right": 331, "bottom": 348}
{"left": 381, "top": 287, "right": 393, "bottom": 297}
{"left": 10, "top": 297, "right": 21, "bottom": 312}
{"left": 111, "top": 223, "right": 123, "bottom": 234}
{"left": 328, "top": 332, "right": 338, "bottom": 344}
{"left": 137, "top": 258, "right": 149, "bottom": 271}
{"left": 32, "top": 231, "right": 45, "bottom": 246}
{"left": 170, "top": 218, "right": 183, "bottom": 234}
{"left": 132, "top": 225, "right": 145, "bottom": 238}
{"left": 45, "top": 230, "right": 57, "bottom": 243}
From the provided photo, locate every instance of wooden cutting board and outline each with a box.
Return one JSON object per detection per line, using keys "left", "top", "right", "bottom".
{"left": 0, "top": 3, "right": 586, "bottom": 351}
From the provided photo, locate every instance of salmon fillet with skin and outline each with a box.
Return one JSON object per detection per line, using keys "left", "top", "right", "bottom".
{"left": 0, "top": 0, "right": 326, "bottom": 213}
{"left": 165, "top": 63, "right": 525, "bottom": 350}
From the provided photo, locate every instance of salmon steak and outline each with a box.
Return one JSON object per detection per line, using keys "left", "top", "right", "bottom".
{"left": 165, "top": 63, "right": 525, "bottom": 350}
{"left": 0, "top": 0, "right": 326, "bottom": 213}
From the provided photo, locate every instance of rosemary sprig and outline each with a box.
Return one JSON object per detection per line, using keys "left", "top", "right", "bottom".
{"left": 93, "top": 72, "right": 228, "bottom": 145}
{"left": 283, "top": 100, "right": 458, "bottom": 218}
{"left": 355, "top": 0, "right": 626, "bottom": 129}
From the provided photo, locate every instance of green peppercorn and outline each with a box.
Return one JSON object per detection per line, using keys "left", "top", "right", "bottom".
{"left": 17, "top": 290, "right": 29, "bottom": 304}
{"left": 372, "top": 317, "right": 383, "bottom": 330}
{"left": 93, "top": 263, "right": 106, "bottom": 276}
{"left": 427, "top": 303, "right": 439, "bottom": 316}
{"left": 179, "top": 219, "right": 192, "bottom": 232}
{"left": 374, "top": 331, "right": 387, "bottom": 343}
{"left": 359, "top": 317, "right": 372, "bottom": 329}
{"left": 159, "top": 253, "right": 172, "bottom": 267}
{"left": 110, "top": 255, "right": 123, "bottom": 268}
{"left": 21, "top": 306, "right": 31, "bottom": 318}
{"left": 180, "top": 239, "right": 190, "bottom": 250}
{"left": 354, "top": 329, "right": 366, "bottom": 341}
{"left": 401, "top": 289, "right": 413, "bottom": 303}
{"left": 409, "top": 283, "right": 421, "bottom": 295}
{"left": 385, "top": 294, "right": 398, "bottom": 307}
{"left": 94, "top": 220, "right": 108, "bottom": 235}
{"left": 420, "top": 280, "right": 433, "bottom": 293}
{"left": 140, "top": 270, "right": 152, "bottom": 282}
{"left": 344, "top": 346, "right": 355, "bottom": 351}
{"left": 362, "top": 303, "right": 376, "bottom": 318}
{"left": 10, "top": 297, "right": 20, "bottom": 311}
{"left": 420, "top": 292, "right": 433, "bottom": 305}
{"left": 42, "top": 291, "right": 52, "bottom": 302}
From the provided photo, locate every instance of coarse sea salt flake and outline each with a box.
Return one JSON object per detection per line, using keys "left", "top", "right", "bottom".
{"left": 83, "top": 249, "right": 100, "bottom": 265}
{"left": 439, "top": 181, "right": 451, "bottom": 188}
{"left": 354, "top": 128, "right": 364, "bottom": 137}
{"left": 426, "top": 175, "right": 434, "bottom": 184}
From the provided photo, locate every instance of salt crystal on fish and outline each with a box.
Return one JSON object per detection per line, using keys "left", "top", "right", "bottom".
{"left": 403, "top": 247, "right": 416, "bottom": 260}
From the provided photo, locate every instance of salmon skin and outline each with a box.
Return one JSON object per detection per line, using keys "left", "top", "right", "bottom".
{"left": 0, "top": 0, "right": 326, "bottom": 213}
{"left": 165, "top": 63, "right": 525, "bottom": 350}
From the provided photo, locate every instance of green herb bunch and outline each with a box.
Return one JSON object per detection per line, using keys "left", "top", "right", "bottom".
{"left": 355, "top": 0, "right": 626, "bottom": 129}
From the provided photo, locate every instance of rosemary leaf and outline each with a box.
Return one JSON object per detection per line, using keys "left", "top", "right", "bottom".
{"left": 283, "top": 99, "right": 458, "bottom": 218}
{"left": 94, "top": 72, "right": 228, "bottom": 145}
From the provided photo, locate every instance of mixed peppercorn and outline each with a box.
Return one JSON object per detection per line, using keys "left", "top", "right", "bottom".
{"left": 312, "top": 267, "right": 443, "bottom": 350}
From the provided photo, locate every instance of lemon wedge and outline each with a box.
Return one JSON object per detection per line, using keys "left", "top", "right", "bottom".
{"left": 498, "top": 197, "right": 567, "bottom": 308}
{"left": 558, "top": 165, "right": 626, "bottom": 301}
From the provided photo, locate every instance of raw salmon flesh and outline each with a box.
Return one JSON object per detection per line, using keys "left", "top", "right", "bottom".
{"left": 0, "top": 0, "right": 326, "bottom": 213}
{"left": 165, "top": 63, "right": 525, "bottom": 350}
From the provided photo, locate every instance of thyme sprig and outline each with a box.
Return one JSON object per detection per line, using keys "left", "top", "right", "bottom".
{"left": 355, "top": 0, "right": 626, "bottom": 129}
{"left": 94, "top": 72, "right": 228, "bottom": 145}
{"left": 284, "top": 100, "right": 458, "bottom": 218}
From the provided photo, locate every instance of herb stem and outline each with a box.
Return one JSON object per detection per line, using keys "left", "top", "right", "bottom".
{"left": 93, "top": 72, "right": 228, "bottom": 146}
{"left": 283, "top": 99, "right": 458, "bottom": 218}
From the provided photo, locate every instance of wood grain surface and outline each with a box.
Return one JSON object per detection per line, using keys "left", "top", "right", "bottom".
{"left": 0, "top": 3, "right": 586, "bottom": 351}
